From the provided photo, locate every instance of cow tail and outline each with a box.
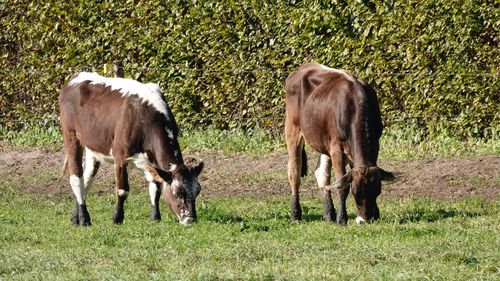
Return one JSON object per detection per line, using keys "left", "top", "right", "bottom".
{"left": 301, "top": 146, "right": 308, "bottom": 177}
{"left": 55, "top": 155, "right": 68, "bottom": 190}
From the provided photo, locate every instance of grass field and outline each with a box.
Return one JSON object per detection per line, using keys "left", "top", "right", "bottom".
{"left": 1, "top": 189, "right": 498, "bottom": 280}
{"left": 0, "top": 126, "right": 499, "bottom": 280}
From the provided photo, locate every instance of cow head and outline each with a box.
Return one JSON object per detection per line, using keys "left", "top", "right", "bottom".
{"left": 147, "top": 159, "right": 204, "bottom": 225}
{"left": 329, "top": 166, "right": 394, "bottom": 224}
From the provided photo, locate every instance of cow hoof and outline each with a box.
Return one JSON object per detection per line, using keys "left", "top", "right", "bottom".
{"left": 336, "top": 214, "right": 348, "bottom": 225}
{"left": 150, "top": 214, "right": 161, "bottom": 222}
{"left": 113, "top": 211, "right": 124, "bottom": 225}
{"left": 290, "top": 209, "right": 302, "bottom": 222}
{"left": 80, "top": 219, "right": 92, "bottom": 227}
{"left": 71, "top": 214, "right": 79, "bottom": 225}
{"left": 323, "top": 214, "right": 335, "bottom": 223}
{"left": 323, "top": 209, "right": 336, "bottom": 223}
{"left": 77, "top": 204, "right": 92, "bottom": 226}
{"left": 150, "top": 206, "right": 161, "bottom": 221}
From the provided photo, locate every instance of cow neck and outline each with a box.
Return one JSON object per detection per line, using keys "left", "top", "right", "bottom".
{"left": 350, "top": 97, "right": 376, "bottom": 168}
{"left": 152, "top": 137, "right": 184, "bottom": 172}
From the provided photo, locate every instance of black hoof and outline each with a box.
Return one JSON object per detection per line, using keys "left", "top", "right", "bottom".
{"left": 290, "top": 200, "right": 302, "bottom": 221}
{"left": 336, "top": 213, "right": 348, "bottom": 225}
{"left": 290, "top": 208, "right": 302, "bottom": 222}
{"left": 150, "top": 213, "right": 161, "bottom": 221}
{"left": 323, "top": 211, "right": 336, "bottom": 223}
{"left": 113, "top": 210, "right": 124, "bottom": 224}
{"left": 78, "top": 204, "right": 92, "bottom": 226}
{"left": 71, "top": 208, "right": 79, "bottom": 225}
{"left": 150, "top": 206, "right": 161, "bottom": 221}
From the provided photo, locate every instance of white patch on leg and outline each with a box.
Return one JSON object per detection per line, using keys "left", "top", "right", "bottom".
{"left": 83, "top": 148, "right": 98, "bottom": 192}
{"left": 315, "top": 154, "right": 331, "bottom": 188}
{"left": 69, "top": 175, "right": 85, "bottom": 205}
{"left": 148, "top": 182, "right": 158, "bottom": 206}
{"left": 117, "top": 189, "right": 127, "bottom": 197}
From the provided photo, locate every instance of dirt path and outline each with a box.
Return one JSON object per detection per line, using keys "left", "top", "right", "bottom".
{"left": 0, "top": 147, "right": 498, "bottom": 200}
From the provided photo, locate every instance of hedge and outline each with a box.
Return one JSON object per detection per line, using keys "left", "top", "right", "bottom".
{"left": 1, "top": 0, "right": 498, "bottom": 137}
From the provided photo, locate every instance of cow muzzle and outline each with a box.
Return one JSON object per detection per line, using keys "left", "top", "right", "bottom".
{"left": 179, "top": 216, "right": 196, "bottom": 226}
{"left": 355, "top": 216, "right": 375, "bottom": 225}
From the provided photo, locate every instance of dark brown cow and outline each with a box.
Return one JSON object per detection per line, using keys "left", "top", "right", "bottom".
{"left": 285, "top": 63, "right": 394, "bottom": 224}
{"left": 59, "top": 72, "right": 203, "bottom": 226}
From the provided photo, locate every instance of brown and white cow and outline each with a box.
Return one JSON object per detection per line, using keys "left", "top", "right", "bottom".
{"left": 285, "top": 63, "right": 394, "bottom": 224}
{"left": 59, "top": 72, "right": 203, "bottom": 226}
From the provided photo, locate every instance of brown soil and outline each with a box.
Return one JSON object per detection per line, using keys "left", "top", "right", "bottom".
{"left": 0, "top": 147, "right": 498, "bottom": 200}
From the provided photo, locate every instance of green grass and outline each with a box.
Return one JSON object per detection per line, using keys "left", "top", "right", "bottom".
{"left": 379, "top": 124, "right": 500, "bottom": 160}
{"left": 0, "top": 188, "right": 498, "bottom": 280}
{"left": 1, "top": 125, "right": 499, "bottom": 280}
{"left": 1, "top": 124, "right": 498, "bottom": 158}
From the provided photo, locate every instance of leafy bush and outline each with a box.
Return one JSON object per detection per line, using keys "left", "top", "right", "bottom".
{"left": 1, "top": 0, "right": 498, "bottom": 137}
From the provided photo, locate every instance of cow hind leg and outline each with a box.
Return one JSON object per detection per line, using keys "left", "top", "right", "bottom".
{"left": 148, "top": 181, "right": 162, "bottom": 221}
{"left": 315, "top": 154, "right": 336, "bottom": 222}
{"left": 285, "top": 123, "right": 304, "bottom": 222}
{"left": 113, "top": 162, "right": 130, "bottom": 224}
{"left": 64, "top": 133, "right": 91, "bottom": 226}
{"left": 83, "top": 148, "right": 101, "bottom": 198}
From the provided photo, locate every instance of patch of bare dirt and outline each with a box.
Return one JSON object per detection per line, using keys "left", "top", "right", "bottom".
{"left": 0, "top": 147, "right": 498, "bottom": 200}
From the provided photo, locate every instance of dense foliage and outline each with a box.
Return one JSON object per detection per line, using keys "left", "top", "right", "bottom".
{"left": 1, "top": 0, "right": 498, "bottom": 137}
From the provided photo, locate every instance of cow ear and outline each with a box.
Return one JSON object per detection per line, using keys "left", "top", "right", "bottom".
{"left": 380, "top": 168, "right": 395, "bottom": 181}
{"left": 156, "top": 167, "right": 173, "bottom": 183}
{"left": 189, "top": 161, "right": 204, "bottom": 177}
{"left": 327, "top": 171, "right": 352, "bottom": 190}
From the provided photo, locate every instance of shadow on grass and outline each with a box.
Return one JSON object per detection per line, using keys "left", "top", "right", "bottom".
{"left": 397, "top": 208, "right": 482, "bottom": 224}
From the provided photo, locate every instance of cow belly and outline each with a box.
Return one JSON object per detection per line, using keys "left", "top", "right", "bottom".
{"left": 85, "top": 148, "right": 157, "bottom": 183}
{"left": 300, "top": 126, "right": 331, "bottom": 155}
{"left": 85, "top": 147, "right": 114, "bottom": 164}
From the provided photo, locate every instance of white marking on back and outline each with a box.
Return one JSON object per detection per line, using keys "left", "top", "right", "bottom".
{"left": 318, "top": 64, "right": 355, "bottom": 82}
{"left": 69, "top": 72, "right": 170, "bottom": 119}
{"left": 315, "top": 154, "right": 331, "bottom": 188}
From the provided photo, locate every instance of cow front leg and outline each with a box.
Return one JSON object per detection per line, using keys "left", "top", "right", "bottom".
{"left": 336, "top": 188, "right": 349, "bottom": 224}
{"left": 330, "top": 150, "right": 348, "bottom": 224}
{"left": 315, "top": 154, "right": 336, "bottom": 222}
{"left": 113, "top": 163, "right": 129, "bottom": 224}
{"left": 373, "top": 201, "right": 380, "bottom": 221}
{"left": 148, "top": 181, "right": 161, "bottom": 221}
